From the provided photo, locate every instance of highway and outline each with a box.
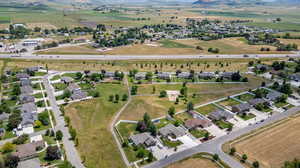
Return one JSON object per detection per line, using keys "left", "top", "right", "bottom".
{"left": 1, "top": 53, "right": 300, "bottom": 60}
{"left": 143, "top": 106, "right": 300, "bottom": 168}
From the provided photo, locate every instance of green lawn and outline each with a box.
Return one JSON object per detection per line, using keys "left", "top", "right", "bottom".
{"left": 174, "top": 112, "right": 193, "bottom": 123}
{"left": 50, "top": 75, "right": 61, "bottom": 81}
{"left": 159, "top": 40, "right": 194, "bottom": 48}
{"left": 43, "top": 135, "right": 57, "bottom": 145}
{"left": 65, "top": 83, "right": 128, "bottom": 168}
{"left": 161, "top": 137, "right": 182, "bottom": 148}
{"left": 195, "top": 104, "right": 219, "bottom": 116}
{"left": 235, "top": 93, "right": 255, "bottom": 102}
{"left": 123, "top": 146, "right": 150, "bottom": 162}
{"left": 33, "top": 92, "right": 44, "bottom": 99}
{"left": 62, "top": 73, "right": 78, "bottom": 80}
{"left": 79, "top": 83, "right": 94, "bottom": 90}
{"left": 215, "top": 120, "right": 233, "bottom": 130}
{"left": 218, "top": 98, "right": 241, "bottom": 107}
{"left": 275, "top": 102, "right": 288, "bottom": 108}
{"left": 190, "top": 129, "right": 208, "bottom": 139}
{"left": 53, "top": 83, "right": 67, "bottom": 91}
{"left": 116, "top": 122, "right": 137, "bottom": 140}
{"left": 237, "top": 113, "right": 256, "bottom": 121}
{"left": 34, "top": 71, "right": 47, "bottom": 76}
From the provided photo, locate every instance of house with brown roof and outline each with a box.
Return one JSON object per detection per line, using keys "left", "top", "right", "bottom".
{"left": 184, "top": 118, "right": 212, "bottom": 130}
{"left": 13, "top": 141, "right": 45, "bottom": 161}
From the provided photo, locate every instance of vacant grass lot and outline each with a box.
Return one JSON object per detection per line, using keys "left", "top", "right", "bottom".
{"left": 195, "top": 104, "right": 220, "bottom": 116}
{"left": 121, "top": 75, "right": 267, "bottom": 121}
{"left": 65, "top": 84, "right": 128, "bottom": 168}
{"left": 232, "top": 115, "right": 300, "bottom": 168}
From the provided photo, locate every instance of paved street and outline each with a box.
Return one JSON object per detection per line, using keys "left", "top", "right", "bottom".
{"left": 1, "top": 53, "right": 300, "bottom": 60}
{"left": 43, "top": 74, "right": 85, "bottom": 168}
{"left": 143, "top": 106, "right": 300, "bottom": 168}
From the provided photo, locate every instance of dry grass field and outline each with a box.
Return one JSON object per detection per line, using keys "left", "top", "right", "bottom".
{"left": 279, "top": 39, "right": 300, "bottom": 47}
{"left": 232, "top": 115, "right": 300, "bottom": 168}
{"left": 65, "top": 84, "right": 128, "bottom": 168}
{"left": 120, "top": 75, "right": 267, "bottom": 121}
{"left": 167, "top": 157, "right": 219, "bottom": 168}
{"left": 37, "top": 38, "right": 291, "bottom": 55}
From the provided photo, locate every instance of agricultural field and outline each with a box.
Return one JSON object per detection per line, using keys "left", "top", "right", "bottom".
{"left": 64, "top": 84, "right": 128, "bottom": 168}
{"left": 231, "top": 115, "right": 300, "bottom": 168}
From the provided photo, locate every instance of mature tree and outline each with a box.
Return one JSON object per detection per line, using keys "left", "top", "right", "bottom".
{"left": 213, "top": 154, "right": 219, "bottom": 161}
{"left": 45, "top": 146, "right": 61, "bottom": 161}
{"left": 4, "top": 155, "right": 19, "bottom": 168}
{"left": 7, "top": 112, "right": 21, "bottom": 130}
{"left": 187, "top": 102, "right": 194, "bottom": 112}
{"left": 122, "top": 94, "right": 128, "bottom": 101}
{"left": 137, "top": 149, "right": 145, "bottom": 158}
{"left": 56, "top": 130, "right": 63, "bottom": 141}
{"left": 253, "top": 161, "right": 260, "bottom": 168}
{"left": 136, "top": 121, "right": 147, "bottom": 133}
{"left": 147, "top": 152, "right": 154, "bottom": 162}
{"left": 12, "top": 134, "right": 28, "bottom": 145}
{"left": 1, "top": 142, "right": 15, "bottom": 153}
{"left": 168, "top": 106, "right": 175, "bottom": 117}
{"left": 159, "top": 90, "right": 167, "bottom": 98}
{"left": 230, "top": 147, "right": 236, "bottom": 155}
{"left": 241, "top": 154, "right": 248, "bottom": 163}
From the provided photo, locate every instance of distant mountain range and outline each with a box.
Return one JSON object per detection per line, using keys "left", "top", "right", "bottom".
{"left": 192, "top": 0, "right": 300, "bottom": 5}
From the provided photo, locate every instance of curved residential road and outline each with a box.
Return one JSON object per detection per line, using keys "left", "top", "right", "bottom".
{"left": 43, "top": 74, "right": 85, "bottom": 168}
{"left": 1, "top": 53, "right": 300, "bottom": 60}
{"left": 143, "top": 106, "right": 300, "bottom": 168}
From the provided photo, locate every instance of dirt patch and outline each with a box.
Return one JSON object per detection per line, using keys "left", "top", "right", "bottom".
{"left": 167, "top": 157, "right": 218, "bottom": 168}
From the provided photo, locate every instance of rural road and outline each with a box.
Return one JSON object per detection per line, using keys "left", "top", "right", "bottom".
{"left": 143, "top": 106, "right": 300, "bottom": 168}
{"left": 43, "top": 74, "right": 85, "bottom": 168}
{"left": 1, "top": 53, "right": 300, "bottom": 60}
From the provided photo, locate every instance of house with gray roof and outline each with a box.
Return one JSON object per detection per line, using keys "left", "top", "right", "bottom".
{"left": 20, "top": 103, "right": 37, "bottom": 114}
{"left": 71, "top": 90, "right": 87, "bottom": 100}
{"left": 129, "top": 132, "right": 156, "bottom": 147}
{"left": 266, "top": 91, "right": 283, "bottom": 101}
{"left": 21, "top": 86, "right": 33, "bottom": 95}
{"left": 248, "top": 98, "right": 268, "bottom": 106}
{"left": 289, "top": 74, "right": 300, "bottom": 82}
{"left": 61, "top": 76, "right": 74, "bottom": 84}
{"left": 20, "top": 94, "right": 35, "bottom": 104}
{"left": 104, "top": 71, "right": 115, "bottom": 78}
{"left": 16, "top": 73, "right": 30, "bottom": 80}
{"left": 134, "top": 72, "right": 146, "bottom": 80}
{"left": 157, "top": 72, "right": 172, "bottom": 80}
{"left": 67, "top": 83, "right": 80, "bottom": 93}
{"left": 21, "top": 112, "right": 37, "bottom": 126}
{"left": 231, "top": 103, "right": 251, "bottom": 114}
{"left": 221, "top": 72, "right": 234, "bottom": 79}
{"left": 159, "top": 124, "right": 186, "bottom": 138}
{"left": 20, "top": 78, "right": 31, "bottom": 86}
{"left": 198, "top": 72, "right": 215, "bottom": 79}
{"left": 209, "top": 109, "right": 234, "bottom": 121}
{"left": 177, "top": 72, "right": 192, "bottom": 79}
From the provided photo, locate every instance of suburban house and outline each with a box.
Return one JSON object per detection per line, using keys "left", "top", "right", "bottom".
{"left": 13, "top": 141, "right": 45, "bottom": 161}
{"left": 20, "top": 103, "right": 37, "bottom": 114}
{"left": 248, "top": 98, "right": 268, "bottom": 106}
{"left": 177, "top": 72, "right": 192, "bottom": 79}
{"left": 209, "top": 109, "right": 234, "bottom": 121}
{"left": 20, "top": 78, "right": 31, "bottom": 86}
{"left": 184, "top": 118, "right": 212, "bottom": 130}
{"left": 67, "top": 83, "right": 81, "bottom": 93}
{"left": 157, "top": 72, "right": 172, "bottom": 80}
{"left": 21, "top": 85, "right": 34, "bottom": 95}
{"left": 266, "top": 91, "right": 283, "bottom": 101}
{"left": 61, "top": 76, "right": 74, "bottom": 84}
{"left": 198, "top": 72, "right": 215, "bottom": 79}
{"left": 159, "top": 124, "right": 186, "bottom": 139}
{"left": 70, "top": 90, "right": 88, "bottom": 100}
{"left": 134, "top": 72, "right": 147, "bottom": 80}
{"left": 19, "top": 94, "right": 35, "bottom": 104}
{"left": 129, "top": 132, "right": 156, "bottom": 147}
{"left": 289, "top": 74, "right": 300, "bottom": 82}
{"left": 16, "top": 73, "right": 30, "bottom": 80}
{"left": 221, "top": 72, "right": 234, "bottom": 79}
{"left": 231, "top": 103, "right": 251, "bottom": 114}
{"left": 104, "top": 71, "right": 115, "bottom": 78}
